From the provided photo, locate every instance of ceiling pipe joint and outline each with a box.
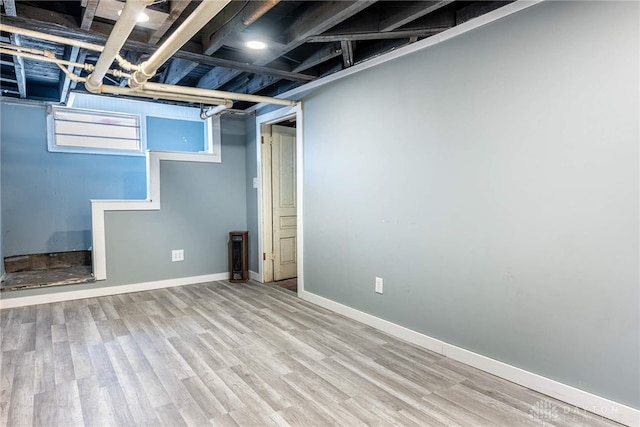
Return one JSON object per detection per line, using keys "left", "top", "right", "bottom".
{"left": 86, "top": 0, "right": 153, "bottom": 94}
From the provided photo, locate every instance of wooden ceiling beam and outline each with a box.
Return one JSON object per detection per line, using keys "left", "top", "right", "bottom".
{"left": 3, "top": 0, "right": 26, "bottom": 98}
{"left": 197, "top": 67, "right": 239, "bottom": 89}
{"left": 292, "top": 43, "right": 341, "bottom": 73}
{"left": 307, "top": 27, "right": 448, "bottom": 43}
{"left": 81, "top": 0, "right": 100, "bottom": 30}
{"left": 162, "top": 58, "right": 199, "bottom": 85}
{"left": 341, "top": 41, "right": 353, "bottom": 68}
{"left": 201, "top": 1, "right": 284, "bottom": 56}
{"left": 148, "top": 0, "right": 191, "bottom": 45}
{"left": 222, "top": 73, "right": 279, "bottom": 95}
{"left": 199, "top": 1, "right": 376, "bottom": 91}
{"left": 61, "top": 0, "right": 99, "bottom": 103}
{"left": 379, "top": 0, "right": 454, "bottom": 32}
{"left": 280, "top": 1, "right": 377, "bottom": 59}
{"left": 456, "top": 1, "right": 514, "bottom": 25}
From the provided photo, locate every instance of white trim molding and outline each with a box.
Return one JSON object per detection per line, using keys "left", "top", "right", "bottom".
{"left": 254, "top": 103, "right": 304, "bottom": 286}
{"left": 299, "top": 290, "right": 640, "bottom": 427}
{"left": 0, "top": 273, "right": 229, "bottom": 309}
{"left": 249, "top": 270, "right": 260, "bottom": 282}
{"left": 91, "top": 151, "right": 220, "bottom": 280}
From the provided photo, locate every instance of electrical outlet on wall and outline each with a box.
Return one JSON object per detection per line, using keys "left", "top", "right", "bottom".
{"left": 375, "top": 277, "right": 383, "bottom": 294}
{"left": 171, "top": 249, "right": 184, "bottom": 262}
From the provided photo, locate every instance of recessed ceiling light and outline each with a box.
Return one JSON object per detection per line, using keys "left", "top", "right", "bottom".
{"left": 246, "top": 40, "right": 267, "bottom": 50}
{"left": 117, "top": 9, "right": 150, "bottom": 23}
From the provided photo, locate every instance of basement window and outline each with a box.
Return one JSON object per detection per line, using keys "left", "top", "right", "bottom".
{"left": 47, "top": 105, "right": 143, "bottom": 156}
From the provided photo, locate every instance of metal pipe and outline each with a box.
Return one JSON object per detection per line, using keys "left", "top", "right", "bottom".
{"left": 86, "top": 0, "right": 152, "bottom": 93}
{"left": 98, "top": 85, "right": 234, "bottom": 106}
{"left": 0, "top": 47, "right": 91, "bottom": 70}
{"left": 129, "top": 0, "right": 232, "bottom": 88}
{"left": 200, "top": 104, "right": 230, "bottom": 119}
{"left": 0, "top": 23, "right": 104, "bottom": 52}
{"left": 0, "top": 47, "right": 131, "bottom": 80}
{"left": 0, "top": 24, "right": 140, "bottom": 71}
{"left": 142, "top": 82, "right": 296, "bottom": 106}
{"left": 56, "top": 63, "right": 86, "bottom": 82}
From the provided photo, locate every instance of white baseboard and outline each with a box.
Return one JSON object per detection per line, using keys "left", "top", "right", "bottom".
{"left": 299, "top": 290, "right": 640, "bottom": 427}
{"left": 249, "top": 270, "right": 260, "bottom": 282}
{"left": 0, "top": 273, "right": 229, "bottom": 309}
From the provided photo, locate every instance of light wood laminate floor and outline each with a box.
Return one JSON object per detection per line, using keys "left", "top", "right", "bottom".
{"left": 0, "top": 280, "right": 621, "bottom": 426}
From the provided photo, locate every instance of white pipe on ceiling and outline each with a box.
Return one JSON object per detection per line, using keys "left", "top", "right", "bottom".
{"left": 0, "top": 24, "right": 104, "bottom": 52}
{"left": 200, "top": 104, "right": 230, "bottom": 119}
{"left": 129, "top": 0, "right": 233, "bottom": 88}
{"left": 0, "top": 23, "right": 139, "bottom": 71}
{"left": 0, "top": 47, "right": 89, "bottom": 69}
{"left": 98, "top": 85, "right": 234, "bottom": 107}
{"left": 0, "top": 46, "right": 131, "bottom": 80}
{"left": 0, "top": 2, "right": 298, "bottom": 108}
{"left": 85, "top": 0, "right": 153, "bottom": 93}
{"left": 142, "top": 82, "right": 296, "bottom": 106}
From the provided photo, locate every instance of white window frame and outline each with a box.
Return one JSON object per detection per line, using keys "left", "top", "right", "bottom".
{"left": 65, "top": 92, "right": 222, "bottom": 162}
{"left": 47, "top": 105, "right": 144, "bottom": 156}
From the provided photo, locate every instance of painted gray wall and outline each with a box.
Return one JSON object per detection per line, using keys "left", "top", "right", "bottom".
{"left": 245, "top": 116, "right": 259, "bottom": 273}
{"left": 301, "top": 1, "right": 639, "bottom": 408}
{"left": 2, "top": 116, "right": 247, "bottom": 298}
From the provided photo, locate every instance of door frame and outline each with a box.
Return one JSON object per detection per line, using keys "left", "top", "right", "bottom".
{"left": 255, "top": 103, "right": 303, "bottom": 294}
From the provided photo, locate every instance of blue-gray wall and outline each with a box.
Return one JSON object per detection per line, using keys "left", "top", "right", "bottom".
{"left": 2, "top": 116, "right": 247, "bottom": 298}
{"left": 0, "top": 101, "right": 214, "bottom": 258}
{"left": 1, "top": 102, "right": 146, "bottom": 257}
{"left": 301, "top": 1, "right": 639, "bottom": 408}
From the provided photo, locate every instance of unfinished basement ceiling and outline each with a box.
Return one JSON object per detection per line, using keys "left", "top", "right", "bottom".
{"left": 0, "top": 0, "right": 513, "bottom": 110}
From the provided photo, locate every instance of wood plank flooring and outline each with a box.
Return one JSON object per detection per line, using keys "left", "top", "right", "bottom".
{"left": 0, "top": 280, "right": 621, "bottom": 426}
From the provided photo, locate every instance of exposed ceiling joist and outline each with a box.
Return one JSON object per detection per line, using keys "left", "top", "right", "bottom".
{"left": 456, "top": 1, "right": 515, "bottom": 24}
{"left": 197, "top": 67, "right": 239, "bottom": 89}
{"left": 0, "top": 1, "right": 516, "bottom": 107}
{"left": 3, "top": 0, "right": 26, "bottom": 98}
{"left": 163, "top": 58, "right": 199, "bottom": 85}
{"left": 198, "top": 1, "right": 376, "bottom": 90}
{"left": 0, "top": 11, "right": 315, "bottom": 83}
{"left": 280, "top": 1, "right": 377, "bottom": 57}
{"left": 292, "top": 43, "right": 342, "bottom": 73}
{"left": 380, "top": 0, "right": 454, "bottom": 31}
{"left": 148, "top": 0, "right": 191, "bottom": 45}
{"left": 81, "top": 0, "right": 100, "bottom": 30}
{"left": 202, "top": 0, "right": 281, "bottom": 56}
{"left": 59, "top": 45, "right": 80, "bottom": 102}
{"left": 341, "top": 41, "right": 354, "bottom": 68}
{"left": 223, "top": 73, "right": 280, "bottom": 95}
{"left": 60, "top": 0, "right": 99, "bottom": 103}
{"left": 308, "top": 27, "right": 448, "bottom": 42}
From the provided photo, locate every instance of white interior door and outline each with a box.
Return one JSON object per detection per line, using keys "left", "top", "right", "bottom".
{"left": 271, "top": 125, "right": 297, "bottom": 281}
